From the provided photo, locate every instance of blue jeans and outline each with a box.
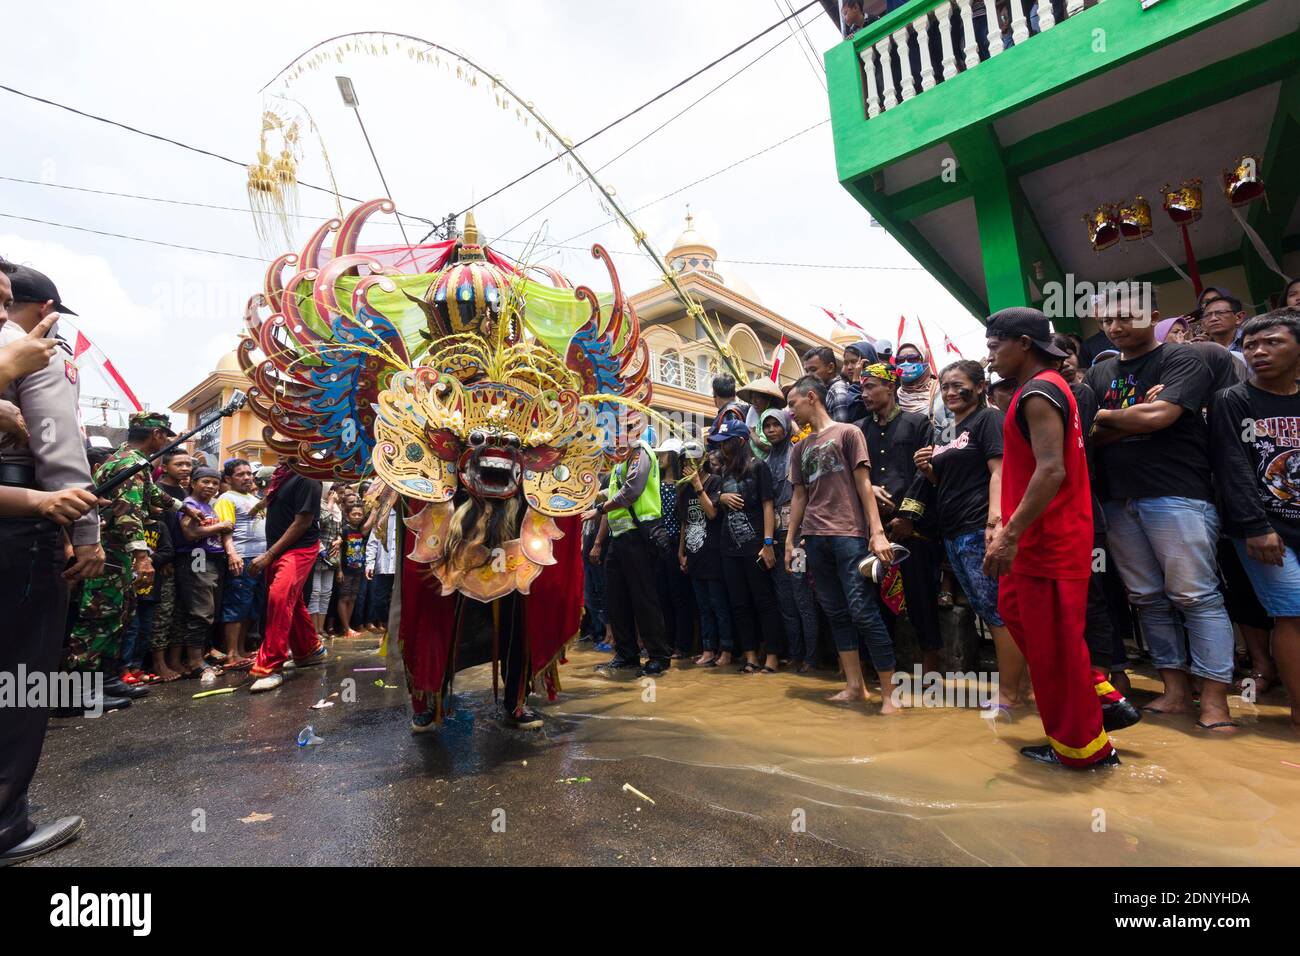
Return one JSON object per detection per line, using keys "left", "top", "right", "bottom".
{"left": 691, "top": 576, "right": 733, "bottom": 652}
{"left": 802, "top": 534, "right": 894, "bottom": 672}
{"left": 944, "top": 531, "right": 1003, "bottom": 627}
{"left": 120, "top": 599, "right": 155, "bottom": 670}
{"left": 772, "top": 537, "right": 819, "bottom": 663}
{"left": 1232, "top": 539, "right": 1300, "bottom": 617}
{"left": 1102, "top": 496, "right": 1234, "bottom": 684}
{"left": 369, "top": 573, "right": 394, "bottom": 626}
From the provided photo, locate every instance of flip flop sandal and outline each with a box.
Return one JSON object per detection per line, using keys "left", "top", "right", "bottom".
{"left": 224, "top": 657, "right": 255, "bottom": 671}
{"left": 758, "top": 666, "right": 777, "bottom": 674}
{"left": 739, "top": 662, "right": 760, "bottom": 674}
{"left": 1196, "top": 720, "right": 1240, "bottom": 731}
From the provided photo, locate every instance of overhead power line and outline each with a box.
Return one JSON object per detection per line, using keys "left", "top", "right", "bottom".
{"left": 0, "top": 82, "right": 442, "bottom": 230}
{"left": 495, "top": 12, "right": 825, "bottom": 243}
{"left": 0, "top": 210, "right": 923, "bottom": 272}
{"left": 422, "top": 0, "right": 824, "bottom": 239}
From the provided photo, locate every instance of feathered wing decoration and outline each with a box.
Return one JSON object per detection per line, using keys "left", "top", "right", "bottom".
{"left": 238, "top": 201, "right": 411, "bottom": 480}
{"left": 560, "top": 245, "right": 651, "bottom": 461}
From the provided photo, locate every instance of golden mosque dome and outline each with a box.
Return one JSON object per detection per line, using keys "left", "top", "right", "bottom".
{"left": 216, "top": 349, "right": 242, "bottom": 373}
{"left": 665, "top": 209, "right": 763, "bottom": 306}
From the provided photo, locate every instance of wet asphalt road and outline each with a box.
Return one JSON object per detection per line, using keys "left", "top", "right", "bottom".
{"left": 25, "top": 639, "right": 870, "bottom": 867}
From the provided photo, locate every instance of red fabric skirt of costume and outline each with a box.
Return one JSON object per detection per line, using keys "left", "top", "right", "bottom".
{"left": 397, "top": 510, "right": 584, "bottom": 720}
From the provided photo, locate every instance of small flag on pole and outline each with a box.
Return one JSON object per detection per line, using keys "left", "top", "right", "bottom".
{"left": 66, "top": 324, "right": 143, "bottom": 411}
{"left": 944, "top": 334, "right": 963, "bottom": 358}
{"left": 916, "top": 317, "right": 939, "bottom": 375}
{"left": 770, "top": 334, "right": 788, "bottom": 382}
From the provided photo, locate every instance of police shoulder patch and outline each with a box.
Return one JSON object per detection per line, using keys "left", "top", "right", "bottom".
{"left": 64, "top": 360, "right": 79, "bottom": 385}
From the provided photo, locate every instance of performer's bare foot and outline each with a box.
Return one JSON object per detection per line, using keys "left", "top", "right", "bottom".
{"left": 827, "top": 685, "right": 869, "bottom": 703}
{"left": 716, "top": 651, "right": 733, "bottom": 667}
{"left": 879, "top": 695, "right": 903, "bottom": 715}
{"left": 1143, "top": 692, "right": 1191, "bottom": 715}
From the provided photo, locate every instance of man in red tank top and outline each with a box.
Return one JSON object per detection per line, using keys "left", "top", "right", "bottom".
{"left": 984, "top": 309, "right": 1118, "bottom": 769}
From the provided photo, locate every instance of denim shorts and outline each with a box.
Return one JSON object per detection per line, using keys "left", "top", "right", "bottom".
{"left": 1232, "top": 539, "right": 1300, "bottom": 618}
{"left": 221, "top": 567, "right": 260, "bottom": 623}
{"left": 944, "top": 530, "right": 1003, "bottom": 627}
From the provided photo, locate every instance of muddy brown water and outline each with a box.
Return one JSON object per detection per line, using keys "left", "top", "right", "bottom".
{"left": 491, "top": 647, "right": 1300, "bottom": 866}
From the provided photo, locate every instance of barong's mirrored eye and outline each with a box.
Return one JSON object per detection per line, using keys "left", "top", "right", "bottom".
{"left": 469, "top": 429, "right": 487, "bottom": 447}
{"left": 503, "top": 432, "right": 521, "bottom": 449}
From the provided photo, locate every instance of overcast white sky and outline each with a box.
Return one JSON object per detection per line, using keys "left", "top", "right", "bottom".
{"left": 0, "top": 0, "right": 983, "bottom": 424}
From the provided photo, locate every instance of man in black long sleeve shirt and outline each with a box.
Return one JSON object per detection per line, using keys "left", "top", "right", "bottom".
{"left": 856, "top": 362, "right": 942, "bottom": 671}
{"left": 1209, "top": 308, "right": 1300, "bottom": 735}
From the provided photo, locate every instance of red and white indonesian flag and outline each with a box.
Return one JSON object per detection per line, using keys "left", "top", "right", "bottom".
{"left": 944, "top": 334, "right": 962, "bottom": 358}
{"left": 770, "top": 334, "right": 788, "bottom": 382}
{"left": 70, "top": 326, "right": 143, "bottom": 411}
{"left": 818, "top": 306, "right": 865, "bottom": 333}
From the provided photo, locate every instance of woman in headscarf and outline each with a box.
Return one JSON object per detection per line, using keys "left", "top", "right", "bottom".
{"left": 1154, "top": 315, "right": 1189, "bottom": 344}
{"left": 895, "top": 342, "right": 943, "bottom": 421}
{"left": 1282, "top": 277, "right": 1300, "bottom": 309}
{"left": 760, "top": 408, "right": 819, "bottom": 671}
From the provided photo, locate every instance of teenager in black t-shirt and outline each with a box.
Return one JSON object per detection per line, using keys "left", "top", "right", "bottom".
{"left": 913, "top": 361, "right": 1026, "bottom": 708}
{"left": 708, "top": 423, "right": 782, "bottom": 673}
{"left": 1085, "top": 305, "right": 1236, "bottom": 731}
{"left": 249, "top": 466, "right": 327, "bottom": 691}
{"left": 1210, "top": 309, "right": 1300, "bottom": 732}
{"left": 677, "top": 455, "right": 732, "bottom": 666}
{"left": 858, "top": 362, "right": 943, "bottom": 672}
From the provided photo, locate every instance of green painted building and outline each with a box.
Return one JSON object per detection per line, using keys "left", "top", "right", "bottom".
{"left": 825, "top": 0, "right": 1299, "bottom": 330}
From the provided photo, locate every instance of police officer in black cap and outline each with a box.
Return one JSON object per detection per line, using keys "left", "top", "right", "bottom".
{"left": 0, "top": 260, "right": 102, "bottom": 865}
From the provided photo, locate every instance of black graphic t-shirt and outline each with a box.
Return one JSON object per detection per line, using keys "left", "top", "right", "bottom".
{"left": 341, "top": 528, "right": 367, "bottom": 574}
{"left": 1084, "top": 343, "right": 1213, "bottom": 502}
{"left": 1210, "top": 383, "right": 1300, "bottom": 553}
{"left": 266, "top": 474, "right": 322, "bottom": 550}
{"left": 930, "top": 406, "right": 1003, "bottom": 538}
{"left": 719, "top": 461, "right": 773, "bottom": 558}
{"left": 677, "top": 475, "right": 723, "bottom": 579}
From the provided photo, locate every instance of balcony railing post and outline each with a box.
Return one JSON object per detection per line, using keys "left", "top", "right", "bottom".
{"left": 1038, "top": 0, "right": 1057, "bottom": 31}
{"left": 982, "top": 0, "right": 1005, "bottom": 57}
{"left": 860, "top": 46, "right": 883, "bottom": 118}
{"left": 935, "top": 1, "right": 958, "bottom": 82}
{"left": 959, "top": 0, "right": 980, "bottom": 69}
{"left": 1009, "top": 0, "right": 1031, "bottom": 45}
{"left": 898, "top": 25, "right": 919, "bottom": 100}
{"left": 875, "top": 35, "right": 899, "bottom": 110}
{"left": 914, "top": 12, "right": 937, "bottom": 91}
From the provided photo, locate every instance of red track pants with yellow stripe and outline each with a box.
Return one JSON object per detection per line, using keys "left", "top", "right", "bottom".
{"left": 999, "top": 572, "right": 1114, "bottom": 767}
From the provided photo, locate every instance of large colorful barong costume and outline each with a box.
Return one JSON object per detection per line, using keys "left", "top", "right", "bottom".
{"left": 238, "top": 200, "right": 651, "bottom": 724}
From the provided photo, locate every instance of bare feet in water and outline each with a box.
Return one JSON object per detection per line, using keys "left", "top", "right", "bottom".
{"left": 827, "top": 686, "right": 869, "bottom": 703}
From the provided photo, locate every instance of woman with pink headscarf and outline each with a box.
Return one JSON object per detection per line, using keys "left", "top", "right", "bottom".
{"left": 1154, "top": 316, "right": 1189, "bottom": 344}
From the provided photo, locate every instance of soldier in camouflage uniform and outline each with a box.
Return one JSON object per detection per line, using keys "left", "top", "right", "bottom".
{"left": 65, "top": 412, "right": 197, "bottom": 687}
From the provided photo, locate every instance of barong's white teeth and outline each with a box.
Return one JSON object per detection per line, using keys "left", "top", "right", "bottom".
{"left": 480, "top": 453, "right": 513, "bottom": 470}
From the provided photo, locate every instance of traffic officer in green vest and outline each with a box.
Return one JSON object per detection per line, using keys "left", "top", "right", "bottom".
{"left": 587, "top": 433, "right": 672, "bottom": 676}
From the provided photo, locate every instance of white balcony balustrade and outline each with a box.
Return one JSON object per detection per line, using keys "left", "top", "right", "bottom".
{"left": 855, "top": 0, "right": 1101, "bottom": 121}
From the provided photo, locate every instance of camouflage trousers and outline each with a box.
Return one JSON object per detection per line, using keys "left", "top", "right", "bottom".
{"left": 66, "top": 548, "right": 136, "bottom": 672}
{"left": 148, "top": 567, "right": 177, "bottom": 651}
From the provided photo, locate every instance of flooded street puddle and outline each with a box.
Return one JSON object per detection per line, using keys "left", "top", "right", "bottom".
{"left": 459, "top": 648, "right": 1300, "bottom": 866}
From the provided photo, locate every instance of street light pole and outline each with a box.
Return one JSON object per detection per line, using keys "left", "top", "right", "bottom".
{"left": 336, "top": 75, "right": 415, "bottom": 253}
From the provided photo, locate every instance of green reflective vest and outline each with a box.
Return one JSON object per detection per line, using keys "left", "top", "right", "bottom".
{"left": 605, "top": 446, "right": 661, "bottom": 538}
